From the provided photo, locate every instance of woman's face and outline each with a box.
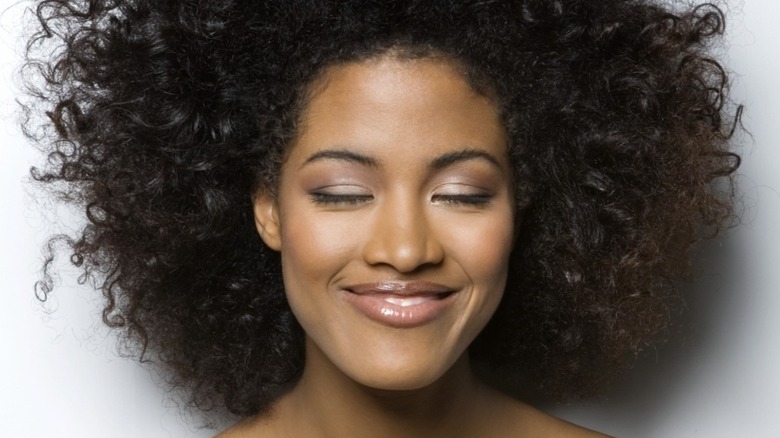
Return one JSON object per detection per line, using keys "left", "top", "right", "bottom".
{"left": 253, "top": 55, "right": 515, "bottom": 390}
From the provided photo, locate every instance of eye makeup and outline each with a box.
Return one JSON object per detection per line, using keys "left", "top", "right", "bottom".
{"left": 297, "top": 147, "right": 507, "bottom": 210}
{"left": 309, "top": 192, "right": 374, "bottom": 206}
{"left": 431, "top": 193, "right": 493, "bottom": 206}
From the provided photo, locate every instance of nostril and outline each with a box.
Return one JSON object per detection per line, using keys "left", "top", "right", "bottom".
{"left": 361, "top": 201, "right": 444, "bottom": 271}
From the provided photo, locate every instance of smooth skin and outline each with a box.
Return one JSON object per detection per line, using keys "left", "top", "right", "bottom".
{"left": 222, "top": 55, "right": 608, "bottom": 437}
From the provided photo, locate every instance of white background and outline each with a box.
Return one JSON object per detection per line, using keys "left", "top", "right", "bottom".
{"left": 2, "top": 1, "right": 778, "bottom": 436}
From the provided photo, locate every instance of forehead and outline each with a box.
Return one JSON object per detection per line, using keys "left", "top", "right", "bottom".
{"left": 287, "top": 55, "right": 507, "bottom": 166}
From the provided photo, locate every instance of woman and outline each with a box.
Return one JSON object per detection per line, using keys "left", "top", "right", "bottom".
{"left": 25, "top": 0, "right": 739, "bottom": 436}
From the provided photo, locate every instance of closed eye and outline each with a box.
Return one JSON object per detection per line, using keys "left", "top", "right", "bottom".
{"left": 431, "top": 193, "right": 493, "bottom": 206}
{"left": 310, "top": 192, "right": 374, "bottom": 206}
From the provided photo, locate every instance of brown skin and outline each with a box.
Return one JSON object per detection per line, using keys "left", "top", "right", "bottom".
{"left": 222, "top": 55, "right": 608, "bottom": 437}
{"left": 220, "top": 350, "right": 607, "bottom": 437}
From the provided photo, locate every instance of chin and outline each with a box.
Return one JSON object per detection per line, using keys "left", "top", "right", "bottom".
{"left": 358, "top": 371, "right": 441, "bottom": 391}
{"left": 340, "top": 351, "right": 467, "bottom": 392}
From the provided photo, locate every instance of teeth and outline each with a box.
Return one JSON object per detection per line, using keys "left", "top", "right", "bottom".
{"left": 383, "top": 296, "right": 435, "bottom": 307}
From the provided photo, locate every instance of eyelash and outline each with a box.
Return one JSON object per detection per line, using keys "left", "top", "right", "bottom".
{"left": 310, "top": 192, "right": 493, "bottom": 207}
{"left": 432, "top": 194, "right": 493, "bottom": 206}
{"left": 310, "top": 193, "right": 374, "bottom": 205}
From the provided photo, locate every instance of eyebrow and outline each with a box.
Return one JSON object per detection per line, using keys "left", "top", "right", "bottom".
{"left": 429, "top": 148, "right": 502, "bottom": 171}
{"left": 302, "top": 149, "right": 380, "bottom": 168}
{"left": 301, "top": 147, "right": 503, "bottom": 171}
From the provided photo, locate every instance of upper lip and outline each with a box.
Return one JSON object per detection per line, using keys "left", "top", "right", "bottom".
{"left": 344, "top": 281, "right": 456, "bottom": 296}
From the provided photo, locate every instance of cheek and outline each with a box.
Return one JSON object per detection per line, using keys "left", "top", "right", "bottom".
{"left": 463, "top": 227, "right": 513, "bottom": 274}
{"left": 282, "top": 217, "right": 354, "bottom": 271}
{"left": 443, "top": 212, "right": 515, "bottom": 286}
{"left": 278, "top": 186, "right": 362, "bottom": 269}
{"left": 432, "top": 206, "right": 515, "bottom": 336}
{"left": 463, "top": 227, "right": 513, "bottom": 322}
{"left": 277, "top": 209, "right": 360, "bottom": 307}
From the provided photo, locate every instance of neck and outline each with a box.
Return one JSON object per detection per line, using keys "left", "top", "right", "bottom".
{"left": 279, "top": 338, "right": 490, "bottom": 438}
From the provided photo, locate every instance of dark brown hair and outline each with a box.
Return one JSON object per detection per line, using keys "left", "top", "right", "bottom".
{"left": 25, "top": 0, "right": 739, "bottom": 418}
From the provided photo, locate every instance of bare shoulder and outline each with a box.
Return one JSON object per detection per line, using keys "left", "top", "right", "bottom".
{"left": 216, "top": 417, "right": 261, "bottom": 438}
{"left": 215, "top": 410, "right": 281, "bottom": 438}
{"left": 488, "top": 389, "right": 611, "bottom": 438}
{"left": 526, "top": 409, "right": 612, "bottom": 438}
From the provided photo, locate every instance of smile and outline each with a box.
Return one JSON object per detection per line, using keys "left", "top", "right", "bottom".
{"left": 382, "top": 295, "right": 440, "bottom": 307}
{"left": 342, "top": 282, "right": 458, "bottom": 328}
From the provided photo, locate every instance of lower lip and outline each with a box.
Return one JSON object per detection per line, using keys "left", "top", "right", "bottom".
{"left": 342, "top": 291, "right": 457, "bottom": 328}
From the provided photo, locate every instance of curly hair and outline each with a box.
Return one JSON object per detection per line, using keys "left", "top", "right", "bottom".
{"left": 25, "top": 0, "right": 739, "bottom": 418}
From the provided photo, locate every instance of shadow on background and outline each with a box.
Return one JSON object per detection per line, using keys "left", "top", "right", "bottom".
{"left": 548, "top": 228, "right": 747, "bottom": 437}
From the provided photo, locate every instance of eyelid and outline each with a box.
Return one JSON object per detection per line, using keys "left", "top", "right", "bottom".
{"left": 430, "top": 183, "right": 494, "bottom": 206}
{"left": 311, "top": 184, "right": 372, "bottom": 195}
{"left": 431, "top": 193, "right": 493, "bottom": 206}
{"left": 308, "top": 184, "right": 374, "bottom": 206}
{"left": 431, "top": 181, "right": 489, "bottom": 195}
{"left": 310, "top": 193, "right": 373, "bottom": 205}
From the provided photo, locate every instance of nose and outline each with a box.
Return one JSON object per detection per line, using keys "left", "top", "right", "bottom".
{"left": 361, "top": 194, "right": 444, "bottom": 273}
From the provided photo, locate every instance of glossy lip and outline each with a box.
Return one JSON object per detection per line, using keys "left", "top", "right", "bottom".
{"left": 341, "top": 281, "right": 459, "bottom": 328}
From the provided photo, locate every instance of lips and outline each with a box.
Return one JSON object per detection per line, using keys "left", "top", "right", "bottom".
{"left": 341, "top": 281, "right": 458, "bottom": 328}
{"left": 382, "top": 295, "right": 439, "bottom": 307}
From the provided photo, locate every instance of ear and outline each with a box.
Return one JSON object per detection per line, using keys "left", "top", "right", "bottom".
{"left": 252, "top": 190, "right": 282, "bottom": 251}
